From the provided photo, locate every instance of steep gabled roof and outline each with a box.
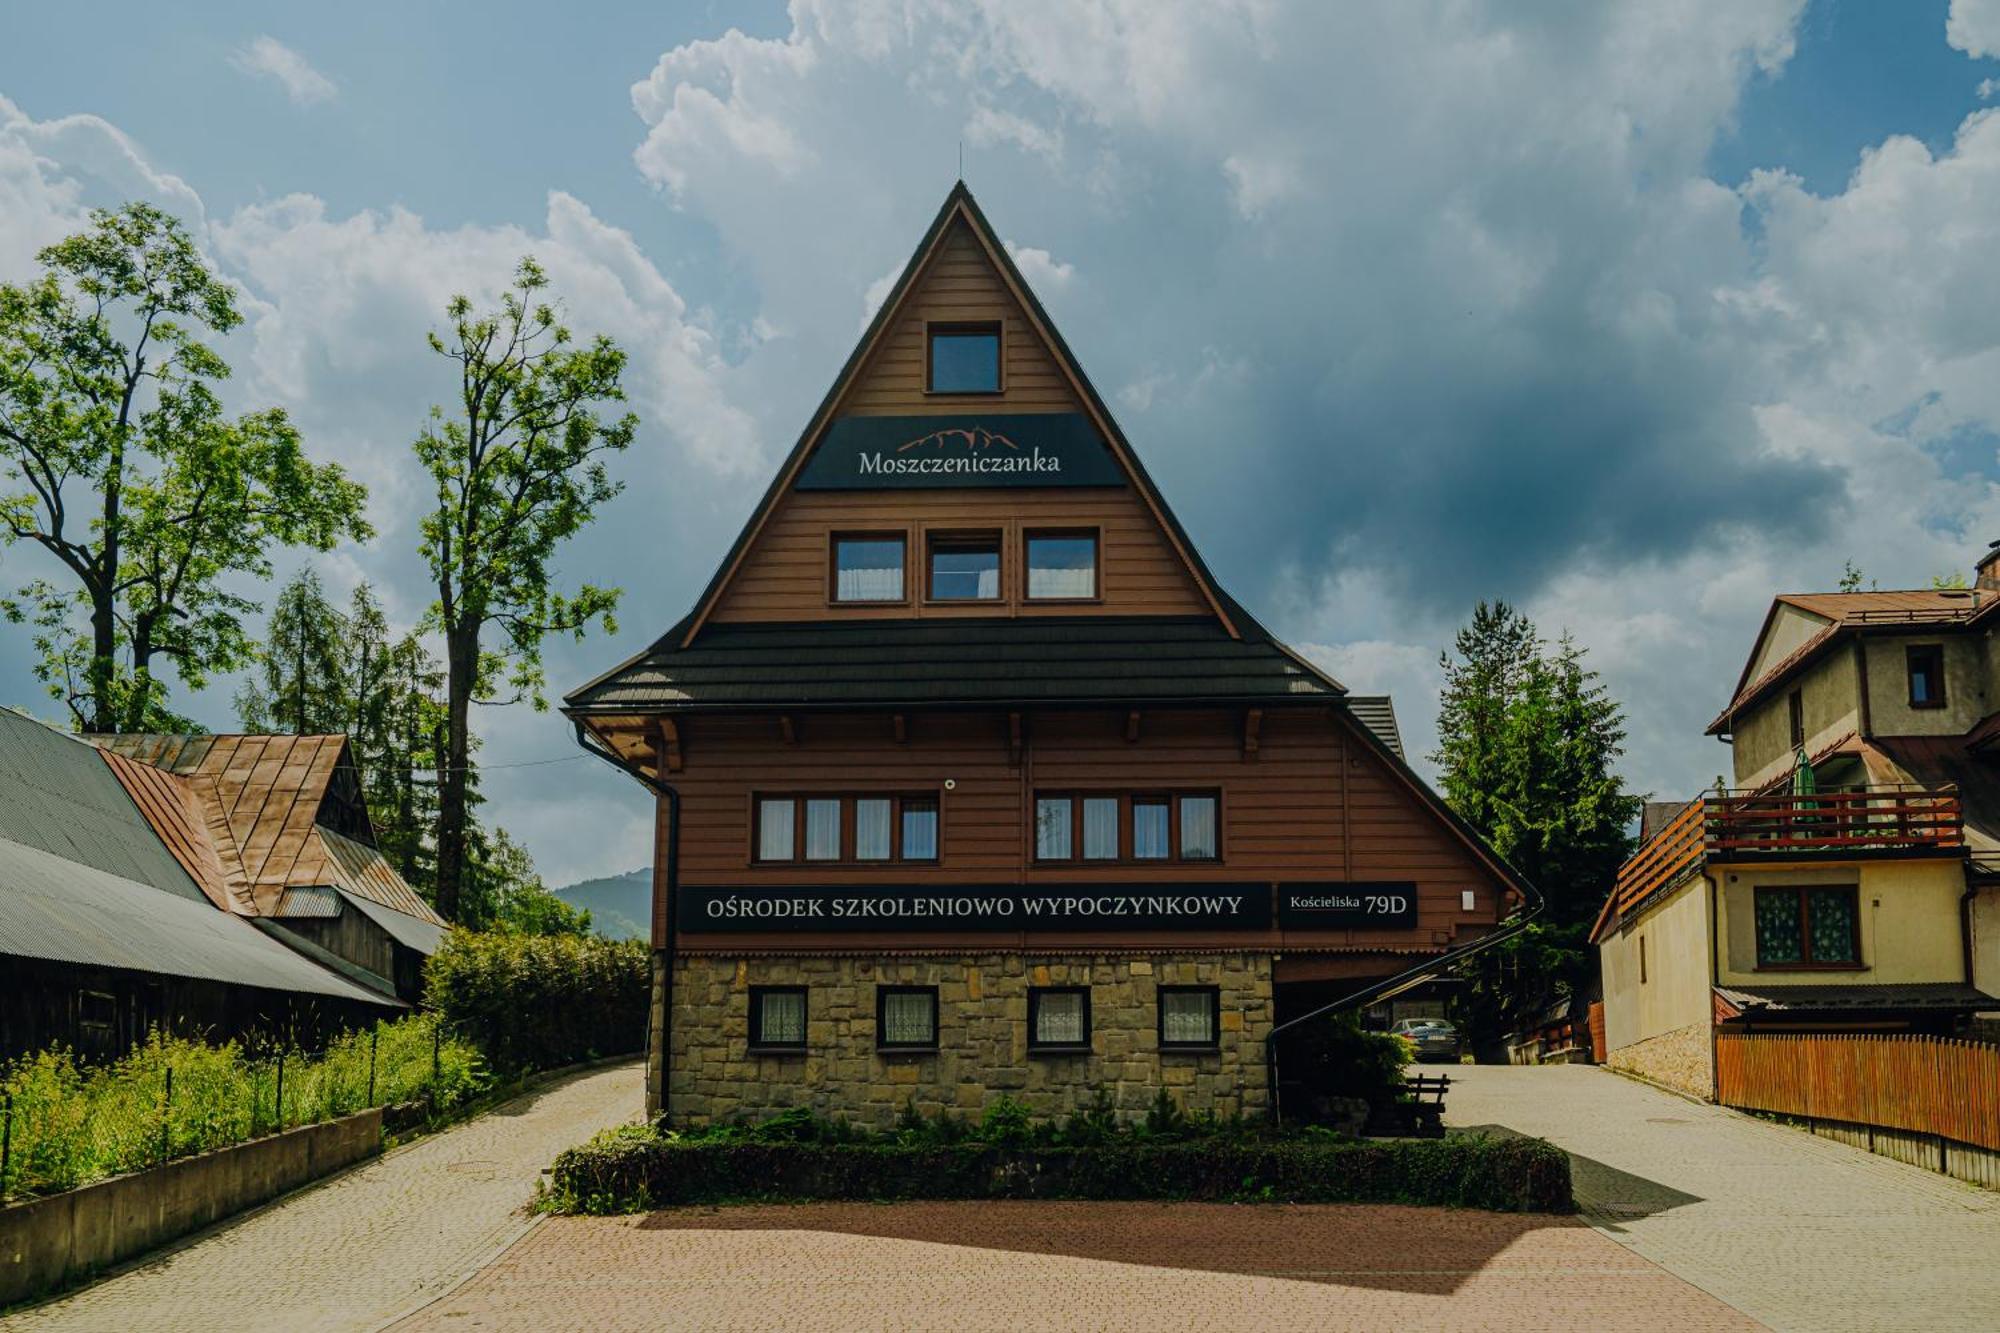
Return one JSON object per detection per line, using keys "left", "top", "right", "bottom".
{"left": 672, "top": 181, "right": 1241, "bottom": 650}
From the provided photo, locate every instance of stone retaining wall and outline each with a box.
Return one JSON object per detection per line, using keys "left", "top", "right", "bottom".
{"left": 657, "top": 952, "right": 1272, "bottom": 1129}
{"left": 1605, "top": 1021, "right": 1712, "bottom": 1100}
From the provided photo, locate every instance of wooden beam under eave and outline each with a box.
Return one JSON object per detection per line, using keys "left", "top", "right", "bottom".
{"left": 1126, "top": 710, "right": 1141, "bottom": 743}
{"left": 1242, "top": 708, "right": 1263, "bottom": 760}
{"left": 656, "top": 718, "right": 684, "bottom": 773}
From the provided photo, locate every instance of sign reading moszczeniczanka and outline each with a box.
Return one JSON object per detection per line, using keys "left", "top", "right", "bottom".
{"left": 793, "top": 413, "right": 1125, "bottom": 490}
{"left": 1275, "top": 882, "right": 1420, "bottom": 929}
{"left": 679, "top": 884, "right": 1273, "bottom": 932}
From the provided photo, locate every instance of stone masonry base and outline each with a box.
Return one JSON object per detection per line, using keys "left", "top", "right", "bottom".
{"left": 649, "top": 951, "right": 1273, "bottom": 1130}
{"left": 1606, "top": 1022, "right": 1713, "bottom": 1101}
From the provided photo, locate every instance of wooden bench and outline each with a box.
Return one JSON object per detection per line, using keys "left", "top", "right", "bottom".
{"left": 1363, "top": 1073, "right": 1450, "bottom": 1138}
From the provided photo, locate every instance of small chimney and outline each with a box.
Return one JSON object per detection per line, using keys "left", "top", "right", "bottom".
{"left": 1980, "top": 541, "right": 2000, "bottom": 592}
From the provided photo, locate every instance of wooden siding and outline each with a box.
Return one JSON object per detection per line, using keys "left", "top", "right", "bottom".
{"left": 836, "top": 217, "right": 1080, "bottom": 418}
{"left": 706, "top": 487, "right": 1210, "bottom": 622}
{"left": 1716, "top": 1031, "right": 2000, "bottom": 1153}
{"left": 645, "top": 706, "right": 1503, "bottom": 954}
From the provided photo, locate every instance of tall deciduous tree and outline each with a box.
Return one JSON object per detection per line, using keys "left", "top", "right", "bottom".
{"left": 415, "top": 258, "right": 634, "bottom": 921}
{"left": 1432, "top": 602, "right": 1643, "bottom": 1047}
{"left": 0, "top": 204, "right": 369, "bottom": 731}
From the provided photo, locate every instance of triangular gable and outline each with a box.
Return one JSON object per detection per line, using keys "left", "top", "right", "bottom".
{"left": 678, "top": 182, "right": 1239, "bottom": 647}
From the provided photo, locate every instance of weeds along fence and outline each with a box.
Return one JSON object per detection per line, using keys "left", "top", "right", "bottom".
{"left": 0, "top": 1013, "right": 487, "bottom": 1201}
{"left": 1715, "top": 1031, "right": 2000, "bottom": 1153}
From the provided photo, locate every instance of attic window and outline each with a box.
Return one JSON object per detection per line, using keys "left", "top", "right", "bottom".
{"left": 1907, "top": 645, "right": 1946, "bottom": 709}
{"left": 927, "top": 322, "right": 1001, "bottom": 394}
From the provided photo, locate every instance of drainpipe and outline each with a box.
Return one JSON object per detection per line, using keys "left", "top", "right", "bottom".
{"left": 1706, "top": 870, "right": 1722, "bottom": 1103}
{"left": 1263, "top": 876, "right": 1544, "bottom": 1127}
{"left": 574, "top": 720, "right": 681, "bottom": 1124}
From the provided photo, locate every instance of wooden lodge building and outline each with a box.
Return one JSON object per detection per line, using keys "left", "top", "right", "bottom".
{"left": 565, "top": 184, "right": 1536, "bottom": 1127}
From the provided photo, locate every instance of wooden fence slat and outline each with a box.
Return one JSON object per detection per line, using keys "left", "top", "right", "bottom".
{"left": 1716, "top": 1031, "right": 2000, "bottom": 1153}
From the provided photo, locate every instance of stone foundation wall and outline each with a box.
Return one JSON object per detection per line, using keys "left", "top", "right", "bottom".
{"left": 1606, "top": 1021, "right": 1712, "bottom": 1100}
{"left": 651, "top": 951, "right": 1272, "bottom": 1129}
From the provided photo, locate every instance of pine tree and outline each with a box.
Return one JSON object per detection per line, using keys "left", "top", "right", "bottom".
{"left": 235, "top": 568, "right": 351, "bottom": 735}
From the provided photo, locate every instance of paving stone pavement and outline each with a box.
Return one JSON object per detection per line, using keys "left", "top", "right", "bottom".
{"left": 10, "top": 1060, "right": 643, "bottom": 1333}
{"left": 398, "top": 1200, "right": 1759, "bottom": 1332}
{"left": 1443, "top": 1062, "right": 2000, "bottom": 1333}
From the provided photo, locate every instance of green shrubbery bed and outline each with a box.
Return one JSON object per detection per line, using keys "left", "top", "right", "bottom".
{"left": 424, "top": 931, "right": 648, "bottom": 1074}
{"left": 544, "top": 1096, "right": 1572, "bottom": 1215}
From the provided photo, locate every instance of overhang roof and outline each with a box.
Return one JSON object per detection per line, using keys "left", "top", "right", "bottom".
{"left": 0, "top": 833, "right": 400, "bottom": 1007}
{"left": 1715, "top": 982, "right": 1996, "bottom": 1014}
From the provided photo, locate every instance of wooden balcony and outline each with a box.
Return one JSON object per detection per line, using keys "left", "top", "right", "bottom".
{"left": 1607, "top": 786, "right": 1963, "bottom": 926}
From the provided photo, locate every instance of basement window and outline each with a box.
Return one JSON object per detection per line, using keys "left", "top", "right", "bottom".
{"left": 927, "top": 322, "right": 1001, "bottom": 394}
{"left": 1907, "top": 645, "right": 1946, "bottom": 709}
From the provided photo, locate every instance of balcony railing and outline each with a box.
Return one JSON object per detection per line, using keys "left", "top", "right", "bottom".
{"left": 1608, "top": 785, "right": 1963, "bottom": 925}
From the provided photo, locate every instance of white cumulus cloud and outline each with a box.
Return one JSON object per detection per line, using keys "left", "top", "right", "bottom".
{"left": 229, "top": 36, "right": 338, "bottom": 106}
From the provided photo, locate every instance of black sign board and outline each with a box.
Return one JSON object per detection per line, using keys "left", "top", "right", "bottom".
{"left": 679, "top": 883, "right": 1272, "bottom": 933}
{"left": 1276, "top": 882, "right": 1420, "bottom": 930}
{"left": 793, "top": 413, "right": 1125, "bottom": 490}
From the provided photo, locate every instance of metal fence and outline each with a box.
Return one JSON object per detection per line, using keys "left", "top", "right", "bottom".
{"left": 0, "top": 1014, "right": 479, "bottom": 1202}
{"left": 1715, "top": 1031, "right": 2000, "bottom": 1153}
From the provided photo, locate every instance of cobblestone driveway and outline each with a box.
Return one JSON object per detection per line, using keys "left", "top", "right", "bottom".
{"left": 1445, "top": 1062, "right": 2000, "bottom": 1333}
{"left": 11, "top": 1061, "right": 642, "bottom": 1333}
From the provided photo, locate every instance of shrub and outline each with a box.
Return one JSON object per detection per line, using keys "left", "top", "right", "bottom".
{"left": 546, "top": 1129, "right": 1572, "bottom": 1215}
{"left": 424, "top": 929, "right": 648, "bottom": 1074}
{"left": 1286, "top": 1015, "right": 1412, "bottom": 1109}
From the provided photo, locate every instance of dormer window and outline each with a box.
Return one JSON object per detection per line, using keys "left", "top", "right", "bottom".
{"left": 927, "top": 321, "right": 1001, "bottom": 394}
{"left": 1907, "top": 645, "right": 1946, "bottom": 709}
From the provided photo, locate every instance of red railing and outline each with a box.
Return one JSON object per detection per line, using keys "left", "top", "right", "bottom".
{"left": 1717, "top": 1032, "right": 2000, "bottom": 1153}
{"left": 1607, "top": 785, "right": 1961, "bottom": 923}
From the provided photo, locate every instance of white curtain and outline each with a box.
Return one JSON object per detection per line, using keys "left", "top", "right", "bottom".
{"left": 758, "top": 799, "right": 795, "bottom": 861}
{"left": 837, "top": 540, "right": 904, "bottom": 601}
{"left": 1132, "top": 801, "right": 1169, "bottom": 859}
{"left": 758, "top": 990, "right": 805, "bottom": 1045}
{"left": 1083, "top": 797, "right": 1119, "bottom": 860}
{"left": 1036, "top": 991, "right": 1087, "bottom": 1045}
{"left": 1161, "top": 990, "right": 1215, "bottom": 1045}
{"left": 1179, "top": 796, "right": 1218, "bottom": 860}
{"left": 1036, "top": 799, "right": 1072, "bottom": 860}
{"left": 902, "top": 803, "right": 938, "bottom": 860}
{"left": 806, "top": 799, "right": 842, "bottom": 860}
{"left": 855, "top": 799, "right": 891, "bottom": 860}
{"left": 882, "top": 990, "right": 935, "bottom": 1045}
{"left": 1027, "top": 537, "right": 1095, "bottom": 598}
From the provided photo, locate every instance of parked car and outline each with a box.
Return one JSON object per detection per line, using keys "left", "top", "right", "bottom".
{"left": 1390, "top": 1017, "right": 1461, "bottom": 1063}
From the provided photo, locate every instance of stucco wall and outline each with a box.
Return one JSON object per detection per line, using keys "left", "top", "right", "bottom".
{"left": 1599, "top": 878, "right": 1712, "bottom": 1055}
{"left": 1716, "top": 858, "right": 1968, "bottom": 988}
{"left": 657, "top": 952, "right": 1271, "bottom": 1129}
{"left": 1863, "top": 634, "right": 1988, "bottom": 738}
{"left": 1733, "top": 646, "right": 1860, "bottom": 787}
{"left": 1971, "top": 885, "right": 2000, "bottom": 1000}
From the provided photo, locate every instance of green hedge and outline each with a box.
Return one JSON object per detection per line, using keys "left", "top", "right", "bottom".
{"left": 424, "top": 931, "right": 647, "bottom": 1074}
{"left": 547, "top": 1129, "right": 1571, "bottom": 1214}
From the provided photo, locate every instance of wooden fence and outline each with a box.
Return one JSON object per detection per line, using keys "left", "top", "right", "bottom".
{"left": 1715, "top": 1032, "right": 2000, "bottom": 1153}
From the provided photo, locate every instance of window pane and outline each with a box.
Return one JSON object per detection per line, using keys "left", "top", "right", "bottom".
{"left": 1754, "top": 888, "right": 1803, "bottom": 966}
{"left": 902, "top": 799, "right": 939, "bottom": 861}
{"left": 1082, "top": 797, "right": 1120, "bottom": 860}
{"left": 757, "top": 991, "right": 805, "bottom": 1046}
{"left": 835, "top": 538, "right": 904, "bottom": 602}
{"left": 1035, "top": 798, "right": 1073, "bottom": 860}
{"left": 1161, "top": 990, "right": 1215, "bottom": 1045}
{"left": 805, "top": 799, "right": 842, "bottom": 860}
{"left": 882, "top": 990, "right": 936, "bottom": 1045}
{"left": 1179, "top": 796, "right": 1218, "bottom": 860}
{"left": 930, "top": 542, "right": 1000, "bottom": 600}
{"left": 1133, "top": 800, "right": 1169, "bottom": 860}
{"left": 1027, "top": 535, "right": 1097, "bottom": 599}
{"left": 1035, "top": 991, "right": 1087, "bottom": 1046}
{"left": 758, "top": 798, "right": 795, "bottom": 861}
{"left": 1807, "top": 888, "right": 1859, "bottom": 964}
{"left": 855, "top": 799, "right": 892, "bottom": 860}
{"left": 930, "top": 330, "right": 1000, "bottom": 392}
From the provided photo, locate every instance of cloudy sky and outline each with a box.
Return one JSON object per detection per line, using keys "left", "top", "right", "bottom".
{"left": 6, "top": 1, "right": 2000, "bottom": 887}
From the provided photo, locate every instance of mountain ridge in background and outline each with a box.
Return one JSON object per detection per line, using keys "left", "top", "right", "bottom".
{"left": 553, "top": 867, "right": 649, "bottom": 940}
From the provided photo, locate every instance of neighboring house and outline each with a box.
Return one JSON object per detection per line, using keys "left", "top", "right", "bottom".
{"left": 90, "top": 733, "right": 448, "bottom": 1004}
{"left": 0, "top": 710, "right": 402, "bottom": 1061}
{"left": 1592, "top": 555, "right": 2000, "bottom": 1099}
{"left": 564, "top": 183, "right": 1534, "bottom": 1127}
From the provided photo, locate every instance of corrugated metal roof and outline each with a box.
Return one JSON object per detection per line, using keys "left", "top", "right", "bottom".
{"left": 1345, "top": 696, "right": 1402, "bottom": 758}
{"left": 1716, "top": 982, "right": 1996, "bottom": 1012}
{"left": 0, "top": 833, "right": 399, "bottom": 1006}
{"left": 337, "top": 887, "right": 448, "bottom": 955}
{"left": 0, "top": 709, "right": 206, "bottom": 902}
{"left": 318, "top": 827, "right": 448, "bottom": 925}
{"left": 567, "top": 616, "right": 1341, "bottom": 712}
{"left": 273, "top": 885, "right": 343, "bottom": 919}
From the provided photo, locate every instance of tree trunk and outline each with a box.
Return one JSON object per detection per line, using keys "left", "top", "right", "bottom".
{"left": 434, "top": 622, "right": 478, "bottom": 922}
{"left": 87, "top": 592, "right": 118, "bottom": 733}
